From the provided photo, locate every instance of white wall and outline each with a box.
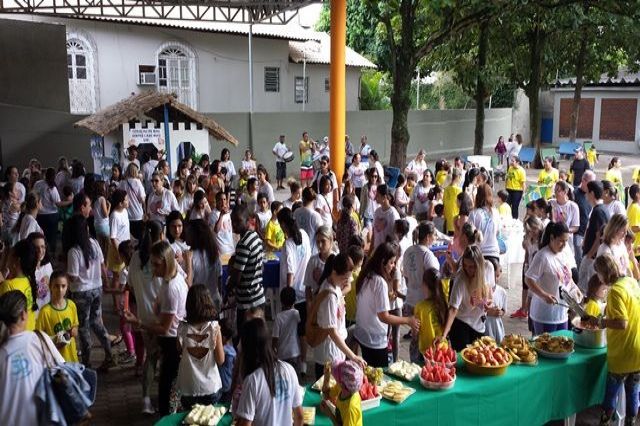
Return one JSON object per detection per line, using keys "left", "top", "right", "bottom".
{"left": 1, "top": 14, "right": 362, "bottom": 113}
{"left": 551, "top": 88, "right": 640, "bottom": 154}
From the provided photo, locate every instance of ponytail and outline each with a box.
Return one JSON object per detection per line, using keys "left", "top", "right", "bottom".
{"left": 0, "top": 290, "right": 27, "bottom": 347}
{"left": 317, "top": 253, "right": 354, "bottom": 293}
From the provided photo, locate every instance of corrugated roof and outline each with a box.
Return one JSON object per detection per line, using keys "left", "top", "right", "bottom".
{"left": 289, "top": 34, "right": 376, "bottom": 68}
{"left": 553, "top": 68, "right": 640, "bottom": 88}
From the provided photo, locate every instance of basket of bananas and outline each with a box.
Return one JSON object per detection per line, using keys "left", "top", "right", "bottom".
{"left": 501, "top": 334, "right": 538, "bottom": 366}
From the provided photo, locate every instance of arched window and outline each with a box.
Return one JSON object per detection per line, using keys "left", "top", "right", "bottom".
{"left": 157, "top": 43, "right": 197, "bottom": 109}
{"left": 66, "top": 35, "right": 98, "bottom": 114}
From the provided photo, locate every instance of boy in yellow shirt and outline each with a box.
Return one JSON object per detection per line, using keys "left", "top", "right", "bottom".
{"left": 586, "top": 145, "right": 598, "bottom": 167}
{"left": 496, "top": 189, "right": 512, "bottom": 220}
{"left": 264, "top": 201, "right": 285, "bottom": 252}
{"left": 36, "top": 271, "right": 79, "bottom": 362}
{"left": 443, "top": 168, "right": 462, "bottom": 234}
{"left": 411, "top": 268, "right": 447, "bottom": 363}
{"left": 321, "top": 361, "right": 363, "bottom": 426}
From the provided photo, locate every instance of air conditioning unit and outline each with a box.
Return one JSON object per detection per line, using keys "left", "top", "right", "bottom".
{"left": 138, "top": 72, "right": 157, "bottom": 85}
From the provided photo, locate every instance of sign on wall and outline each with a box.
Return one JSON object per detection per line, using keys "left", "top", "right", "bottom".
{"left": 127, "top": 128, "right": 165, "bottom": 150}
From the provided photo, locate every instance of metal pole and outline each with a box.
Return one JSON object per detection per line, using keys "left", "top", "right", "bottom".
{"left": 163, "top": 103, "right": 171, "bottom": 172}
{"left": 302, "top": 51, "right": 307, "bottom": 112}
{"left": 329, "top": 0, "right": 346, "bottom": 183}
{"left": 416, "top": 68, "right": 420, "bottom": 110}
{"left": 248, "top": 21, "right": 254, "bottom": 153}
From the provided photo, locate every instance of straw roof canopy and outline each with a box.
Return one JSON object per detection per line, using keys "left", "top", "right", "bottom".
{"left": 74, "top": 92, "right": 238, "bottom": 145}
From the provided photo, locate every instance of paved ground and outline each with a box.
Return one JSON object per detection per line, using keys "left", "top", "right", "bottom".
{"left": 89, "top": 151, "right": 636, "bottom": 425}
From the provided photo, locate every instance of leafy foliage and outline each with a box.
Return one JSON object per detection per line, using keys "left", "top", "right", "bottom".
{"left": 360, "top": 70, "right": 391, "bottom": 110}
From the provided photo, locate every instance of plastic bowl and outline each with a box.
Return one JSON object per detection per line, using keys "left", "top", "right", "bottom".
{"left": 460, "top": 349, "right": 512, "bottom": 376}
{"left": 419, "top": 375, "right": 456, "bottom": 390}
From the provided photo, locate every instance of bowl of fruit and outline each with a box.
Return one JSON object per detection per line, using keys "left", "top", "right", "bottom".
{"left": 423, "top": 339, "right": 458, "bottom": 368}
{"left": 419, "top": 362, "right": 456, "bottom": 390}
{"left": 461, "top": 337, "right": 512, "bottom": 376}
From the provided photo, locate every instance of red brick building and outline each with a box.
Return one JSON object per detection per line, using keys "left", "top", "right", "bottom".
{"left": 551, "top": 69, "right": 640, "bottom": 154}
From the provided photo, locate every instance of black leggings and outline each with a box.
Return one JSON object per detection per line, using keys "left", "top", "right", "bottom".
{"left": 358, "top": 341, "right": 389, "bottom": 368}
{"left": 507, "top": 189, "right": 523, "bottom": 220}
{"left": 449, "top": 318, "right": 484, "bottom": 352}
{"left": 158, "top": 336, "right": 180, "bottom": 416}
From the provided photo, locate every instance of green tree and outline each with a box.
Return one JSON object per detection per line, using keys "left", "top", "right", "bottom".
{"left": 360, "top": 70, "right": 391, "bottom": 110}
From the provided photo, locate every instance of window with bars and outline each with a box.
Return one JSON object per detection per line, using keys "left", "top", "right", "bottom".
{"left": 264, "top": 67, "right": 280, "bottom": 92}
{"left": 295, "top": 76, "right": 309, "bottom": 103}
{"left": 66, "top": 37, "right": 96, "bottom": 114}
{"left": 157, "top": 45, "right": 195, "bottom": 108}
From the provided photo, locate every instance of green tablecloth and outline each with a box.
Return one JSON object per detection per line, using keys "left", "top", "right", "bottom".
{"left": 156, "top": 331, "right": 606, "bottom": 426}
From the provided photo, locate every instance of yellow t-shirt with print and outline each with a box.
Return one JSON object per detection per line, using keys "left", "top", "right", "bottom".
{"left": 537, "top": 168, "right": 559, "bottom": 186}
{"left": 506, "top": 166, "right": 526, "bottom": 191}
{"left": 583, "top": 298, "right": 604, "bottom": 317}
{"left": 436, "top": 170, "right": 448, "bottom": 187}
{"left": 605, "top": 277, "right": 640, "bottom": 374}
{"left": 345, "top": 269, "right": 360, "bottom": 322}
{"left": 414, "top": 299, "right": 444, "bottom": 354}
{"left": 443, "top": 185, "right": 462, "bottom": 233}
{"left": 0, "top": 277, "right": 36, "bottom": 330}
{"left": 632, "top": 167, "right": 640, "bottom": 184}
{"left": 587, "top": 149, "right": 597, "bottom": 166}
{"left": 329, "top": 384, "right": 363, "bottom": 426}
{"left": 36, "top": 300, "right": 79, "bottom": 362}
{"left": 605, "top": 169, "right": 623, "bottom": 186}
{"left": 627, "top": 203, "right": 640, "bottom": 255}
{"left": 497, "top": 202, "right": 512, "bottom": 219}
{"left": 264, "top": 219, "right": 285, "bottom": 250}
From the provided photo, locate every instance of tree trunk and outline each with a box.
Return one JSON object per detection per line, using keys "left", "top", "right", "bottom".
{"left": 473, "top": 21, "right": 489, "bottom": 155}
{"left": 569, "top": 31, "right": 588, "bottom": 142}
{"left": 389, "top": 68, "right": 412, "bottom": 168}
{"left": 526, "top": 24, "right": 546, "bottom": 168}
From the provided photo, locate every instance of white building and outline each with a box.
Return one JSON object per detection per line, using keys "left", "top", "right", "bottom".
{"left": 1, "top": 14, "right": 375, "bottom": 114}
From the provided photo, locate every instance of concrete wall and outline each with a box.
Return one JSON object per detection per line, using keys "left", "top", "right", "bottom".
{"left": 0, "top": 14, "right": 362, "bottom": 113}
{"left": 0, "top": 20, "right": 69, "bottom": 112}
{"left": 0, "top": 104, "right": 512, "bottom": 174}
{"left": 551, "top": 88, "right": 640, "bottom": 154}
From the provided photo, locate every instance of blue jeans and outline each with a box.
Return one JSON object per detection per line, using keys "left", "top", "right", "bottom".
{"left": 602, "top": 372, "right": 640, "bottom": 420}
{"left": 70, "top": 288, "right": 112, "bottom": 365}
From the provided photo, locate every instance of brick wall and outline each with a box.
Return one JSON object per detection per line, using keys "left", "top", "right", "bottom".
{"left": 558, "top": 98, "right": 594, "bottom": 138}
{"left": 600, "top": 98, "right": 637, "bottom": 141}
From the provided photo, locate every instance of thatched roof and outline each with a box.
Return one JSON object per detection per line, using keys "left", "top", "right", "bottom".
{"left": 74, "top": 92, "right": 238, "bottom": 145}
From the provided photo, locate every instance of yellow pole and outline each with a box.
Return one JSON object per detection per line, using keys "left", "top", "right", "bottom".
{"left": 329, "top": 0, "right": 346, "bottom": 184}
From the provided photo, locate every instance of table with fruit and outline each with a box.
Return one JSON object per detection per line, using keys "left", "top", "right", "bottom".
{"left": 156, "top": 331, "right": 607, "bottom": 426}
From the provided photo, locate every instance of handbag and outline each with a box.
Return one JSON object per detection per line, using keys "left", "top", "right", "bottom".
{"left": 35, "top": 331, "right": 97, "bottom": 426}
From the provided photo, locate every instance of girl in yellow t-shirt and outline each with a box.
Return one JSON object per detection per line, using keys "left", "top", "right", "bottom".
{"left": 410, "top": 267, "right": 447, "bottom": 363}
{"left": 505, "top": 157, "right": 526, "bottom": 219}
{"left": 605, "top": 157, "right": 623, "bottom": 186}
{"left": 36, "top": 271, "right": 79, "bottom": 362}
{"left": 0, "top": 240, "right": 38, "bottom": 331}
{"left": 443, "top": 169, "right": 463, "bottom": 234}
{"left": 264, "top": 201, "right": 285, "bottom": 252}
{"left": 321, "top": 360, "right": 363, "bottom": 426}
{"left": 583, "top": 275, "right": 606, "bottom": 318}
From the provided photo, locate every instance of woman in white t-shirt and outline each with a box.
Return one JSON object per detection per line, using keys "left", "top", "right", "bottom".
{"left": 409, "top": 169, "right": 433, "bottom": 220}
{"left": 220, "top": 148, "right": 237, "bottom": 189}
{"left": 314, "top": 175, "right": 334, "bottom": 227}
{"left": 370, "top": 150, "right": 385, "bottom": 184}
{"left": 14, "top": 192, "right": 43, "bottom": 244}
{"left": 107, "top": 189, "right": 130, "bottom": 286}
{"left": 372, "top": 184, "right": 400, "bottom": 252}
{"left": 597, "top": 214, "right": 636, "bottom": 279}
{"left": 405, "top": 150, "right": 428, "bottom": 181}
{"left": 311, "top": 253, "right": 366, "bottom": 379}
{"left": 66, "top": 215, "right": 114, "bottom": 369}
{"left": 359, "top": 168, "right": 380, "bottom": 229}
{"left": 602, "top": 181, "right": 626, "bottom": 218}
{"left": 69, "top": 161, "right": 85, "bottom": 195}
{"left": 468, "top": 184, "right": 501, "bottom": 263}
{"left": 177, "top": 284, "right": 224, "bottom": 410}
{"left": 257, "top": 165, "right": 275, "bottom": 204}
{"left": 119, "top": 163, "right": 146, "bottom": 241}
{"left": 235, "top": 317, "right": 303, "bottom": 426}
{"left": 125, "top": 240, "right": 188, "bottom": 416}
{"left": 187, "top": 219, "right": 221, "bottom": 305}
{"left": 34, "top": 168, "right": 67, "bottom": 254}
{"left": 442, "top": 245, "right": 492, "bottom": 351}
{"left": 354, "top": 243, "right": 420, "bottom": 367}
{"left": 210, "top": 192, "right": 234, "bottom": 256}
{"left": 524, "top": 222, "right": 578, "bottom": 335}
{"left": 402, "top": 222, "right": 440, "bottom": 315}
{"left": 147, "top": 172, "right": 180, "bottom": 225}
{"left": 278, "top": 209, "right": 311, "bottom": 307}
{"left": 28, "top": 233, "right": 53, "bottom": 310}
{"left": 0, "top": 291, "right": 65, "bottom": 426}
{"left": 348, "top": 153, "right": 366, "bottom": 198}
{"left": 240, "top": 149, "right": 257, "bottom": 178}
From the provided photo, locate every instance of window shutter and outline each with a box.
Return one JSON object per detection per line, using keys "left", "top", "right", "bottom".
{"left": 264, "top": 67, "right": 280, "bottom": 92}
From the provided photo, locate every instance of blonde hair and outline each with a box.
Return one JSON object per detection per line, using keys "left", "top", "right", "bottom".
{"left": 150, "top": 240, "right": 177, "bottom": 281}
{"left": 593, "top": 254, "right": 623, "bottom": 285}
{"left": 125, "top": 162, "right": 139, "bottom": 179}
{"left": 316, "top": 225, "right": 334, "bottom": 243}
{"left": 602, "top": 214, "right": 627, "bottom": 246}
{"left": 459, "top": 245, "right": 489, "bottom": 300}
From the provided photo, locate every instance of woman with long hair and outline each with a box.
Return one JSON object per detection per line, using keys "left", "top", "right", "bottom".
{"left": 125, "top": 240, "right": 188, "bottom": 416}
{"left": 505, "top": 156, "right": 526, "bottom": 219}
{"left": 235, "top": 317, "right": 304, "bottom": 425}
{"left": 597, "top": 214, "right": 637, "bottom": 279}
{"left": 69, "top": 161, "right": 85, "bottom": 195}
{"left": 408, "top": 169, "right": 434, "bottom": 220}
{"left": 34, "top": 167, "right": 67, "bottom": 254}
{"left": 336, "top": 195, "right": 359, "bottom": 254}
{"left": 468, "top": 184, "right": 501, "bottom": 264}
{"left": 186, "top": 219, "right": 220, "bottom": 304}
{"left": 188, "top": 190, "right": 212, "bottom": 222}
{"left": 240, "top": 149, "right": 257, "bottom": 178}
{"left": 354, "top": 242, "right": 420, "bottom": 367}
{"left": 220, "top": 149, "right": 236, "bottom": 190}
{"left": 602, "top": 180, "right": 626, "bottom": 218}
{"left": 605, "top": 156, "right": 623, "bottom": 186}
{"left": 66, "top": 215, "right": 114, "bottom": 370}
{"left": 0, "top": 240, "right": 39, "bottom": 330}
{"left": 0, "top": 291, "right": 64, "bottom": 425}
{"left": 348, "top": 153, "right": 366, "bottom": 199}
{"left": 359, "top": 168, "right": 380, "bottom": 229}
{"left": 14, "top": 192, "right": 43, "bottom": 243}
{"left": 55, "top": 156, "right": 71, "bottom": 190}
{"left": 402, "top": 222, "right": 441, "bottom": 317}
{"left": 147, "top": 172, "right": 180, "bottom": 225}
{"left": 27, "top": 232, "right": 53, "bottom": 310}
{"left": 441, "top": 245, "right": 492, "bottom": 350}
{"left": 257, "top": 164, "right": 275, "bottom": 204}
{"left": 118, "top": 162, "right": 146, "bottom": 241}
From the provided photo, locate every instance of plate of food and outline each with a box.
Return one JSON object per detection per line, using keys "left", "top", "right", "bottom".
{"left": 532, "top": 333, "right": 575, "bottom": 359}
{"left": 183, "top": 404, "right": 227, "bottom": 426}
{"left": 501, "top": 334, "right": 538, "bottom": 366}
{"left": 460, "top": 339, "right": 512, "bottom": 376}
{"left": 387, "top": 360, "right": 422, "bottom": 381}
{"left": 380, "top": 380, "right": 416, "bottom": 403}
{"left": 419, "top": 362, "right": 456, "bottom": 390}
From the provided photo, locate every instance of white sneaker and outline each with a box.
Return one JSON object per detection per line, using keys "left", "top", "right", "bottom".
{"left": 142, "top": 398, "right": 155, "bottom": 415}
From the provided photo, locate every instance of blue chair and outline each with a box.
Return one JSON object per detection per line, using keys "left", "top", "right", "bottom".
{"left": 558, "top": 142, "right": 582, "bottom": 158}
{"left": 518, "top": 147, "right": 536, "bottom": 167}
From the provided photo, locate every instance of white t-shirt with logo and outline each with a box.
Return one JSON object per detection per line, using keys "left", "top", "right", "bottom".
{"left": 373, "top": 205, "right": 400, "bottom": 249}
{"left": 280, "top": 230, "right": 311, "bottom": 304}
{"left": 33, "top": 180, "right": 61, "bottom": 215}
{"left": 348, "top": 163, "right": 366, "bottom": 188}
{"left": 354, "top": 273, "right": 391, "bottom": 349}
{"left": 525, "top": 246, "right": 571, "bottom": 324}
{"left": 119, "top": 178, "right": 146, "bottom": 221}
{"left": 410, "top": 184, "right": 430, "bottom": 214}
{"left": 313, "top": 281, "right": 347, "bottom": 364}
{"left": 235, "top": 362, "right": 302, "bottom": 426}
{"left": 294, "top": 206, "right": 323, "bottom": 254}
{"left": 147, "top": 188, "right": 180, "bottom": 223}
{"left": 158, "top": 273, "right": 188, "bottom": 337}
{"left": 209, "top": 209, "right": 235, "bottom": 255}
{"left": 468, "top": 207, "right": 501, "bottom": 258}
{"left": 402, "top": 244, "right": 440, "bottom": 307}
{"left": 273, "top": 309, "right": 301, "bottom": 360}
{"left": 67, "top": 239, "right": 104, "bottom": 292}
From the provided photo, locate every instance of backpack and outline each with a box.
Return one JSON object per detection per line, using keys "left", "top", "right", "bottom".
{"left": 305, "top": 289, "right": 333, "bottom": 348}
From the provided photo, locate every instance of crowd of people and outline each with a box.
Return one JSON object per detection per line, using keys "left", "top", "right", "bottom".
{"left": 1, "top": 133, "right": 639, "bottom": 426}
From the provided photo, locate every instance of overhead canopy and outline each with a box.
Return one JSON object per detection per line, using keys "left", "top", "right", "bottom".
{"left": 75, "top": 91, "right": 238, "bottom": 145}
{"left": 0, "top": 0, "right": 320, "bottom": 24}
